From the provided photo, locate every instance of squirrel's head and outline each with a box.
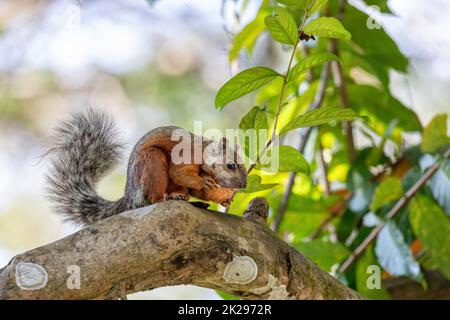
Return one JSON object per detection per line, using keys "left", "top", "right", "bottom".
{"left": 202, "top": 137, "right": 247, "bottom": 189}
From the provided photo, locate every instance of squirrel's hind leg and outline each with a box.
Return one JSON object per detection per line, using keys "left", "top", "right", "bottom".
{"left": 166, "top": 183, "right": 190, "bottom": 201}
{"left": 140, "top": 147, "right": 169, "bottom": 203}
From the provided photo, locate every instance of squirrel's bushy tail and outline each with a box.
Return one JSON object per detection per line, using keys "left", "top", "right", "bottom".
{"left": 46, "top": 108, "right": 127, "bottom": 226}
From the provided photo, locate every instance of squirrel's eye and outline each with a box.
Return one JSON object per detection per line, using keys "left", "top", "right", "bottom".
{"left": 226, "top": 163, "right": 236, "bottom": 170}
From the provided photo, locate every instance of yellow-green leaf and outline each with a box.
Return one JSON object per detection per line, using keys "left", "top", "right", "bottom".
{"left": 264, "top": 7, "right": 299, "bottom": 45}
{"left": 421, "top": 114, "right": 450, "bottom": 153}
{"left": 280, "top": 107, "right": 360, "bottom": 136}
{"left": 370, "top": 177, "right": 404, "bottom": 212}
{"left": 239, "top": 106, "right": 268, "bottom": 131}
{"left": 239, "top": 106, "right": 269, "bottom": 159}
{"left": 310, "top": 0, "right": 328, "bottom": 14}
{"left": 258, "top": 145, "right": 310, "bottom": 173}
{"left": 239, "top": 175, "right": 279, "bottom": 193}
{"left": 304, "top": 17, "right": 351, "bottom": 40}
{"left": 229, "top": 14, "right": 267, "bottom": 62}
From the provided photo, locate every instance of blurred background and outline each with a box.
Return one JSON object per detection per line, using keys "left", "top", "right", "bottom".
{"left": 0, "top": 0, "right": 449, "bottom": 299}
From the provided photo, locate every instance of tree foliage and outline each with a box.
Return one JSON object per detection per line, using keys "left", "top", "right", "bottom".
{"left": 216, "top": 0, "right": 450, "bottom": 299}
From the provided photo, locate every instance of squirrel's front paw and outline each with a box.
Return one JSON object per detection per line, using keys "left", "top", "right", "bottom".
{"left": 201, "top": 176, "right": 220, "bottom": 191}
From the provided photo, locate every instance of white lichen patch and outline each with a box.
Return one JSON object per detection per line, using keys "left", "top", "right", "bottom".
{"left": 250, "top": 274, "right": 293, "bottom": 300}
{"left": 15, "top": 262, "right": 48, "bottom": 290}
{"left": 267, "top": 284, "right": 292, "bottom": 300}
{"left": 250, "top": 274, "right": 277, "bottom": 295}
{"left": 223, "top": 256, "right": 258, "bottom": 284}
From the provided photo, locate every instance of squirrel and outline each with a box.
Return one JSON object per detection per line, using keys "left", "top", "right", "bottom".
{"left": 46, "top": 108, "right": 247, "bottom": 226}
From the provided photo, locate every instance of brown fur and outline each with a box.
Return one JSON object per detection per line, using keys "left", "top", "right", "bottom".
{"left": 137, "top": 147, "right": 169, "bottom": 203}
{"left": 134, "top": 128, "right": 245, "bottom": 206}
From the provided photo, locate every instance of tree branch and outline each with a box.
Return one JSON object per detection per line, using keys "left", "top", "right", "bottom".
{"left": 384, "top": 271, "right": 450, "bottom": 300}
{"left": 0, "top": 201, "right": 361, "bottom": 300}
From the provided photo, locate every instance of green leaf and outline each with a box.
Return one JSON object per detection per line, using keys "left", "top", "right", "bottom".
{"left": 264, "top": 7, "right": 299, "bottom": 45}
{"left": 215, "top": 67, "right": 282, "bottom": 109}
{"left": 278, "top": 145, "right": 310, "bottom": 173}
{"left": 239, "top": 106, "right": 268, "bottom": 131}
{"left": 289, "top": 52, "right": 340, "bottom": 81}
{"left": 239, "top": 106, "right": 269, "bottom": 159}
{"left": 258, "top": 145, "right": 310, "bottom": 173}
{"left": 375, "top": 221, "right": 424, "bottom": 283}
{"left": 280, "top": 194, "right": 329, "bottom": 238}
{"left": 370, "top": 177, "right": 404, "bottom": 212}
{"left": 229, "top": 12, "right": 267, "bottom": 62}
{"left": 239, "top": 175, "right": 279, "bottom": 193}
{"left": 295, "top": 240, "right": 350, "bottom": 272}
{"left": 280, "top": 107, "right": 360, "bottom": 136}
{"left": 410, "top": 195, "right": 450, "bottom": 280}
{"left": 304, "top": 17, "right": 351, "bottom": 40}
{"left": 421, "top": 114, "right": 450, "bottom": 153}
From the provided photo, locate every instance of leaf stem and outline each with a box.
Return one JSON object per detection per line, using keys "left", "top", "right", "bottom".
{"left": 247, "top": 1, "right": 315, "bottom": 175}
{"left": 225, "top": 4, "right": 314, "bottom": 212}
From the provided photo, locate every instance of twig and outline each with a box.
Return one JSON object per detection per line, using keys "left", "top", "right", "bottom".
{"left": 302, "top": 46, "right": 314, "bottom": 82}
{"left": 317, "top": 140, "right": 331, "bottom": 196}
{"left": 246, "top": 1, "right": 314, "bottom": 175}
{"left": 245, "top": 40, "right": 299, "bottom": 175}
{"left": 273, "top": 62, "right": 331, "bottom": 232}
{"left": 331, "top": 0, "right": 356, "bottom": 163}
{"left": 338, "top": 148, "right": 450, "bottom": 273}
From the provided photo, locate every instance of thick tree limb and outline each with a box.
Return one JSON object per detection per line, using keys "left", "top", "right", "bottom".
{"left": 385, "top": 271, "right": 450, "bottom": 300}
{"left": 0, "top": 201, "right": 361, "bottom": 300}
